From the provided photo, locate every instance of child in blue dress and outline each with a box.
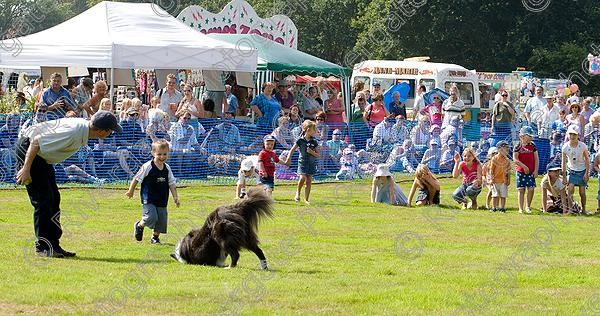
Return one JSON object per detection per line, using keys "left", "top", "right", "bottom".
{"left": 285, "top": 120, "right": 320, "bottom": 203}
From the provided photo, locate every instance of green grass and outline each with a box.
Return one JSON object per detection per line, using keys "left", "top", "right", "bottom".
{"left": 1, "top": 175, "right": 599, "bottom": 315}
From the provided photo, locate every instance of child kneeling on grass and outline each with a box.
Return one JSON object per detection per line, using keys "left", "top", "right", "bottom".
{"left": 540, "top": 160, "right": 568, "bottom": 214}
{"left": 236, "top": 155, "right": 259, "bottom": 199}
{"left": 451, "top": 147, "right": 482, "bottom": 210}
{"left": 407, "top": 164, "right": 440, "bottom": 207}
{"left": 370, "top": 164, "right": 407, "bottom": 205}
{"left": 126, "top": 139, "right": 180, "bottom": 244}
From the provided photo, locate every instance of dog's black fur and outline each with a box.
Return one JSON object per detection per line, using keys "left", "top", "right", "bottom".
{"left": 171, "top": 187, "right": 273, "bottom": 269}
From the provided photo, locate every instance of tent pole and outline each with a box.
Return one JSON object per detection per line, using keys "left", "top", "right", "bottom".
{"left": 109, "top": 67, "right": 114, "bottom": 110}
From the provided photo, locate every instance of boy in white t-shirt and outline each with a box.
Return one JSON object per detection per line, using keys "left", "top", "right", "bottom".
{"left": 561, "top": 125, "right": 590, "bottom": 213}
{"left": 236, "top": 155, "right": 259, "bottom": 199}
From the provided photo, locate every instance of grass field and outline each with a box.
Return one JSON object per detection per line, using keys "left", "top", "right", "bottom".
{"left": 1, "top": 175, "right": 599, "bottom": 315}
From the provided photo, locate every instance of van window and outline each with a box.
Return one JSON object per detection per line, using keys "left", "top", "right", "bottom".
{"left": 373, "top": 78, "right": 416, "bottom": 99}
{"left": 353, "top": 76, "right": 370, "bottom": 89}
{"left": 419, "top": 79, "right": 435, "bottom": 92}
{"left": 444, "top": 82, "right": 474, "bottom": 105}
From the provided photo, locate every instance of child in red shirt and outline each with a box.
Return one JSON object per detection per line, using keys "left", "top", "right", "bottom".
{"left": 513, "top": 126, "right": 539, "bottom": 214}
{"left": 258, "top": 135, "right": 286, "bottom": 197}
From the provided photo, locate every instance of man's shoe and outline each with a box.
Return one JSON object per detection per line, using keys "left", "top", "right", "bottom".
{"left": 134, "top": 221, "right": 144, "bottom": 241}
{"left": 55, "top": 246, "right": 76, "bottom": 257}
{"left": 150, "top": 236, "right": 161, "bottom": 244}
{"left": 36, "top": 249, "right": 64, "bottom": 258}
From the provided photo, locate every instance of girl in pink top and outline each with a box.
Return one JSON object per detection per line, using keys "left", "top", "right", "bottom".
{"left": 422, "top": 96, "right": 443, "bottom": 126}
{"left": 325, "top": 92, "right": 345, "bottom": 125}
{"left": 451, "top": 147, "right": 482, "bottom": 209}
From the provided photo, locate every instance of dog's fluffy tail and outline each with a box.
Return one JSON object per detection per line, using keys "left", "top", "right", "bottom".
{"left": 236, "top": 186, "right": 274, "bottom": 231}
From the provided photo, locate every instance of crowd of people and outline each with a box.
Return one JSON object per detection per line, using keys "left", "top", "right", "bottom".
{"left": 2, "top": 71, "right": 600, "bottom": 214}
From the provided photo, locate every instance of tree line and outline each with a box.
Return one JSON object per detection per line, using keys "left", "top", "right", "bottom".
{"left": 2, "top": 0, "right": 599, "bottom": 94}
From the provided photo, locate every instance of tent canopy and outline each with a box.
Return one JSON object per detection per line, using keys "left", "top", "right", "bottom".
{"left": 0, "top": 1, "right": 257, "bottom": 71}
{"left": 208, "top": 34, "right": 351, "bottom": 77}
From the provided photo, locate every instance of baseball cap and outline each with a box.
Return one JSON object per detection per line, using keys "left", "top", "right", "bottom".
{"left": 91, "top": 110, "right": 122, "bottom": 133}
{"left": 126, "top": 107, "right": 139, "bottom": 115}
{"left": 263, "top": 134, "right": 276, "bottom": 142}
{"left": 520, "top": 126, "right": 535, "bottom": 137}
{"left": 567, "top": 124, "right": 579, "bottom": 135}
{"left": 546, "top": 161, "right": 562, "bottom": 171}
{"left": 496, "top": 140, "right": 509, "bottom": 148}
{"left": 241, "top": 157, "right": 255, "bottom": 171}
{"left": 429, "top": 124, "right": 441, "bottom": 132}
{"left": 430, "top": 138, "right": 439, "bottom": 146}
{"left": 487, "top": 147, "right": 498, "bottom": 156}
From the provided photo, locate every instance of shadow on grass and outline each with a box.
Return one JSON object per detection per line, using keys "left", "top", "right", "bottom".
{"left": 73, "top": 256, "right": 170, "bottom": 264}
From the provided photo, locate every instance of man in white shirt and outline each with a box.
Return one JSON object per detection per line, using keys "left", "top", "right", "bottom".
{"left": 538, "top": 92, "right": 560, "bottom": 139}
{"left": 524, "top": 86, "right": 545, "bottom": 125}
{"left": 16, "top": 111, "right": 122, "bottom": 258}
{"left": 158, "top": 74, "right": 182, "bottom": 120}
{"left": 442, "top": 87, "right": 465, "bottom": 129}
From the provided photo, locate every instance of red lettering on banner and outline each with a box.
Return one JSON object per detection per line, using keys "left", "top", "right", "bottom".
{"left": 250, "top": 29, "right": 261, "bottom": 35}
{"left": 275, "top": 37, "right": 284, "bottom": 45}
{"left": 240, "top": 25, "right": 250, "bottom": 34}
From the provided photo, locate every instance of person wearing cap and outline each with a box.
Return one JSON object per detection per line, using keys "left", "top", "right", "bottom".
{"left": 284, "top": 120, "right": 320, "bottom": 203}
{"left": 440, "top": 138, "right": 460, "bottom": 173}
{"left": 370, "top": 164, "right": 408, "bottom": 205}
{"left": 429, "top": 124, "right": 442, "bottom": 149}
{"left": 236, "top": 155, "right": 259, "bottom": 199}
{"left": 565, "top": 103, "right": 585, "bottom": 139}
{"left": 371, "top": 114, "right": 395, "bottom": 148}
{"left": 336, "top": 147, "right": 360, "bottom": 180}
{"left": 15, "top": 110, "right": 122, "bottom": 257}
{"left": 524, "top": 86, "right": 545, "bottom": 125}
{"left": 514, "top": 126, "right": 539, "bottom": 214}
{"left": 421, "top": 138, "right": 442, "bottom": 174}
{"left": 489, "top": 140, "right": 511, "bottom": 212}
{"left": 537, "top": 92, "right": 560, "bottom": 140}
{"left": 325, "top": 129, "right": 346, "bottom": 167}
{"left": 540, "top": 161, "right": 568, "bottom": 214}
{"left": 442, "top": 86, "right": 465, "bottom": 129}
{"left": 259, "top": 134, "right": 287, "bottom": 198}
{"left": 561, "top": 124, "right": 590, "bottom": 214}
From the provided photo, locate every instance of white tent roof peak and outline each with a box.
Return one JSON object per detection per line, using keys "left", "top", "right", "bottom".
{"left": 0, "top": 1, "right": 257, "bottom": 70}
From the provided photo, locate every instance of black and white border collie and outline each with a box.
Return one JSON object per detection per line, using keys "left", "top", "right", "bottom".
{"left": 171, "top": 187, "right": 273, "bottom": 270}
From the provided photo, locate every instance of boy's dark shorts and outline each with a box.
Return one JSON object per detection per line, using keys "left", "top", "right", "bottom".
{"left": 260, "top": 176, "right": 274, "bottom": 189}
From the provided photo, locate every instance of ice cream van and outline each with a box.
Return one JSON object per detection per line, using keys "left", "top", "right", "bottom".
{"left": 351, "top": 58, "right": 480, "bottom": 110}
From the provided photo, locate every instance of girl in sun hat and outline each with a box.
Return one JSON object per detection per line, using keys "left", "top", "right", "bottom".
{"left": 236, "top": 155, "right": 259, "bottom": 199}
{"left": 561, "top": 124, "right": 590, "bottom": 214}
{"left": 370, "top": 164, "right": 407, "bottom": 205}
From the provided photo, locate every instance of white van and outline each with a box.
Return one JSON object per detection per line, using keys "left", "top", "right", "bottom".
{"left": 351, "top": 59, "right": 480, "bottom": 111}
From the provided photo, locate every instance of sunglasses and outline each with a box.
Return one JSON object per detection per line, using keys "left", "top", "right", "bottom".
{"left": 502, "top": 94, "right": 508, "bottom": 97}
{"left": 184, "top": 90, "right": 192, "bottom": 92}
{"left": 129, "top": 113, "right": 139, "bottom": 116}
{"left": 182, "top": 117, "right": 191, "bottom": 120}
{"left": 316, "top": 118, "right": 325, "bottom": 121}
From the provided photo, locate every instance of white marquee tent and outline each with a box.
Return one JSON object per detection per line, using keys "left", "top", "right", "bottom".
{"left": 0, "top": 1, "right": 257, "bottom": 71}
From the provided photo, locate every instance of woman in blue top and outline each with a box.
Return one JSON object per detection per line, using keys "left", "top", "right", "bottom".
{"left": 251, "top": 82, "right": 281, "bottom": 128}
